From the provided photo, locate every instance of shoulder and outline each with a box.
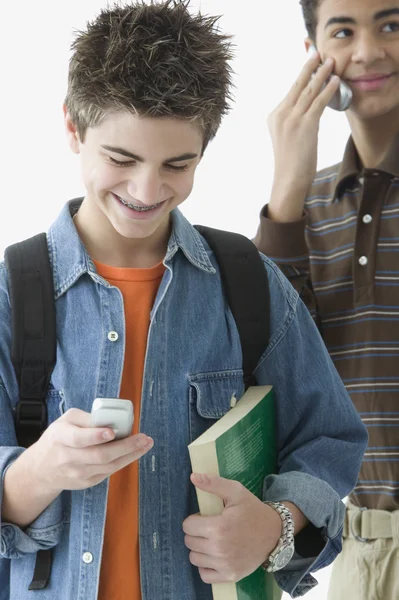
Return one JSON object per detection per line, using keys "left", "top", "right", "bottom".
{"left": 258, "top": 253, "right": 301, "bottom": 351}
{"left": 259, "top": 253, "right": 298, "bottom": 306}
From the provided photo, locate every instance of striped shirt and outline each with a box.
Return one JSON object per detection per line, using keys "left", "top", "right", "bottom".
{"left": 255, "top": 135, "right": 399, "bottom": 510}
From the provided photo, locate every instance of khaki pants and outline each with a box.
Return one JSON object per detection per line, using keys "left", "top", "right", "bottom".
{"left": 328, "top": 503, "right": 399, "bottom": 600}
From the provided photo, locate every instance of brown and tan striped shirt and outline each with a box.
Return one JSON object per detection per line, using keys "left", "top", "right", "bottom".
{"left": 255, "top": 135, "right": 399, "bottom": 511}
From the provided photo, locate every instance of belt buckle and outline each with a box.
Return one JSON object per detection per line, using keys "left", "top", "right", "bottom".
{"left": 349, "top": 506, "right": 369, "bottom": 542}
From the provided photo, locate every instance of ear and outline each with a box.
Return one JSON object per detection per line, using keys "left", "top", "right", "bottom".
{"left": 304, "top": 37, "right": 315, "bottom": 54}
{"left": 63, "top": 105, "right": 81, "bottom": 154}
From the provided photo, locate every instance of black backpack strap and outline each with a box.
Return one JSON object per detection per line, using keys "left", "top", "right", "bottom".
{"left": 4, "top": 233, "right": 56, "bottom": 591}
{"left": 5, "top": 233, "right": 57, "bottom": 447}
{"left": 195, "top": 226, "right": 270, "bottom": 389}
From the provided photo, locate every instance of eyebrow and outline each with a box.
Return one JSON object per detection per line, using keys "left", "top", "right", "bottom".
{"left": 101, "top": 145, "right": 198, "bottom": 163}
{"left": 325, "top": 7, "right": 399, "bottom": 29}
{"left": 325, "top": 16, "right": 355, "bottom": 29}
{"left": 375, "top": 7, "right": 399, "bottom": 19}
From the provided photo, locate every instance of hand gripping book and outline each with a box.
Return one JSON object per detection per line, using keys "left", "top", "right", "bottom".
{"left": 188, "top": 385, "right": 282, "bottom": 600}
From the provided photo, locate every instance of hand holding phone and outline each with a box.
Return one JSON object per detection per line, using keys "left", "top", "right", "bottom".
{"left": 308, "top": 44, "right": 352, "bottom": 111}
{"left": 267, "top": 48, "right": 343, "bottom": 223}
{"left": 91, "top": 398, "right": 134, "bottom": 440}
{"left": 23, "top": 405, "right": 152, "bottom": 499}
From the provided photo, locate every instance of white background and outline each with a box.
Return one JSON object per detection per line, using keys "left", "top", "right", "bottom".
{"left": 1, "top": 1, "right": 351, "bottom": 597}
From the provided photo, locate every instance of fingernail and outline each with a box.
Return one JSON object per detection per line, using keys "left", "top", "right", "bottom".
{"left": 103, "top": 430, "right": 114, "bottom": 441}
{"left": 325, "top": 57, "right": 334, "bottom": 66}
{"left": 138, "top": 435, "right": 153, "bottom": 448}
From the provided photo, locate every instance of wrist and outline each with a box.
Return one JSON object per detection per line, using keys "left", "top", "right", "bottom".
{"left": 261, "top": 501, "right": 295, "bottom": 572}
{"left": 268, "top": 185, "right": 307, "bottom": 223}
{"left": 22, "top": 442, "right": 62, "bottom": 497}
{"left": 2, "top": 450, "right": 60, "bottom": 528}
{"left": 262, "top": 500, "right": 284, "bottom": 547}
{"left": 281, "top": 501, "right": 309, "bottom": 535}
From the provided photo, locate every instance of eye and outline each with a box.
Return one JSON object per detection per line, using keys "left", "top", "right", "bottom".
{"left": 164, "top": 164, "right": 189, "bottom": 172}
{"left": 109, "top": 157, "right": 135, "bottom": 167}
{"left": 382, "top": 21, "right": 399, "bottom": 33}
{"left": 333, "top": 28, "right": 353, "bottom": 39}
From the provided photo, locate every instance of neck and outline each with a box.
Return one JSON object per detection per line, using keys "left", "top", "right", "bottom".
{"left": 74, "top": 198, "right": 169, "bottom": 268}
{"left": 347, "top": 109, "right": 399, "bottom": 169}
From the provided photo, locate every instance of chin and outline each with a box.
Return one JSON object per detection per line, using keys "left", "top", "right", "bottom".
{"left": 114, "top": 222, "right": 158, "bottom": 240}
{"left": 349, "top": 96, "right": 399, "bottom": 121}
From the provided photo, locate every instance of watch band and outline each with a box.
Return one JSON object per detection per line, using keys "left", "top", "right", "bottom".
{"left": 261, "top": 501, "right": 295, "bottom": 572}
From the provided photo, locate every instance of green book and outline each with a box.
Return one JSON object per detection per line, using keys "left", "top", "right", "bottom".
{"left": 188, "top": 385, "right": 282, "bottom": 600}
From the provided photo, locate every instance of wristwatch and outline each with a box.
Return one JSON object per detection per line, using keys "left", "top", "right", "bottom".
{"left": 261, "top": 501, "right": 295, "bottom": 572}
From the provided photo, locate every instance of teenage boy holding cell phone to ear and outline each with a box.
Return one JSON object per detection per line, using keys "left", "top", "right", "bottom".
{"left": 255, "top": 0, "right": 399, "bottom": 598}
{"left": 0, "top": 2, "right": 367, "bottom": 599}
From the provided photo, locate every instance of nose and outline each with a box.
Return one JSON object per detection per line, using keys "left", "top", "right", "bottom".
{"left": 351, "top": 33, "right": 386, "bottom": 65}
{"left": 126, "top": 166, "right": 166, "bottom": 205}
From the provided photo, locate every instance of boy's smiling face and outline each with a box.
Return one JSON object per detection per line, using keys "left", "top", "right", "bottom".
{"left": 65, "top": 110, "right": 203, "bottom": 253}
{"left": 312, "top": 0, "right": 399, "bottom": 119}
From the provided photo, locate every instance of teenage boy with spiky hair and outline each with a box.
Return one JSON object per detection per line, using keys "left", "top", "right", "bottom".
{"left": 255, "top": 0, "right": 399, "bottom": 598}
{"left": 0, "top": 2, "right": 367, "bottom": 599}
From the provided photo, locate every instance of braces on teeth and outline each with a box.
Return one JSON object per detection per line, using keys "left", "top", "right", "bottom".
{"left": 119, "top": 196, "right": 162, "bottom": 211}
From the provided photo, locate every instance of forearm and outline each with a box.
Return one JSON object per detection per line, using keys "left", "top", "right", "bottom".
{"left": 2, "top": 448, "right": 60, "bottom": 528}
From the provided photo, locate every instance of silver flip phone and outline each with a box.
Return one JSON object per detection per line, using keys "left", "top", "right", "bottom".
{"left": 309, "top": 44, "right": 352, "bottom": 112}
{"left": 91, "top": 398, "right": 134, "bottom": 440}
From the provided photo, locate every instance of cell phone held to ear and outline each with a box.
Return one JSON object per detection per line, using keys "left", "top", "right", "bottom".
{"left": 91, "top": 398, "right": 134, "bottom": 440}
{"left": 308, "top": 44, "right": 352, "bottom": 112}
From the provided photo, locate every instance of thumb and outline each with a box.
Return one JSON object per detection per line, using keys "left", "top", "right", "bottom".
{"left": 190, "top": 473, "right": 242, "bottom": 506}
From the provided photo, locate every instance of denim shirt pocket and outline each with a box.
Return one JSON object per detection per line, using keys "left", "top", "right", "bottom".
{"left": 188, "top": 370, "right": 245, "bottom": 443}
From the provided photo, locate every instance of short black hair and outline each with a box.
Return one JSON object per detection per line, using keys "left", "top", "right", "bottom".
{"left": 300, "top": 0, "right": 319, "bottom": 40}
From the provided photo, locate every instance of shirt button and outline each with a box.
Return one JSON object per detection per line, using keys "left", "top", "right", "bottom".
{"left": 359, "top": 256, "right": 368, "bottom": 266}
{"left": 108, "top": 331, "right": 119, "bottom": 342}
{"left": 362, "top": 214, "right": 372, "bottom": 224}
{"left": 82, "top": 552, "right": 93, "bottom": 564}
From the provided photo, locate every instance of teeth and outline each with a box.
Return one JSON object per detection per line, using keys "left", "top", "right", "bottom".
{"left": 119, "top": 196, "right": 162, "bottom": 211}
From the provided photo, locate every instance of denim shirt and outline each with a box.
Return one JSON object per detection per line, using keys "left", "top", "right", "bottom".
{"left": 0, "top": 200, "right": 367, "bottom": 599}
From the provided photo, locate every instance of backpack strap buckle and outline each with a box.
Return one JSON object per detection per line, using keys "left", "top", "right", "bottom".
{"left": 15, "top": 399, "right": 47, "bottom": 430}
{"left": 15, "top": 399, "right": 48, "bottom": 447}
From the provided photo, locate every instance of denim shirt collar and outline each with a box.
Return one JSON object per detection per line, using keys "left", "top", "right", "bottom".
{"left": 165, "top": 210, "right": 216, "bottom": 274}
{"left": 48, "top": 198, "right": 216, "bottom": 298}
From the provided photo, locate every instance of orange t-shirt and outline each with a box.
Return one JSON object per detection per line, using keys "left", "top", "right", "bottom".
{"left": 95, "top": 259, "right": 165, "bottom": 600}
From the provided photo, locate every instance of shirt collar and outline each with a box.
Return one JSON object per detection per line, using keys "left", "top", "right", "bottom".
{"left": 332, "top": 134, "right": 399, "bottom": 201}
{"left": 166, "top": 209, "right": 216, "bottom": 273}
{"left": 332, "top": 137, "right": 361, "bottom": 201}
{"left": 377, "top": 133, "right": 399, "bottom": 178}
{"left": 48, "top": 199, "right": 216, "bottom": 297}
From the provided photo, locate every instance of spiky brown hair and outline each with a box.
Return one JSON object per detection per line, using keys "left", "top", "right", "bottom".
{"left": 65, "top": 0, "right": 234, "bottom": 150}
{"left": 300, "top": 0, "right": 319, "bottom": 41}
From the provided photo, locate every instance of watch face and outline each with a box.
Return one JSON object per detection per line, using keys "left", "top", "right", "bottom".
{"left": 274, "top": 545, "right": 295, "bottom": 570}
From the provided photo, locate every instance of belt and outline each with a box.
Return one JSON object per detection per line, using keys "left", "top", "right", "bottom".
{"left": 343, "top": 504, "right": 399, "bottom": 541}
